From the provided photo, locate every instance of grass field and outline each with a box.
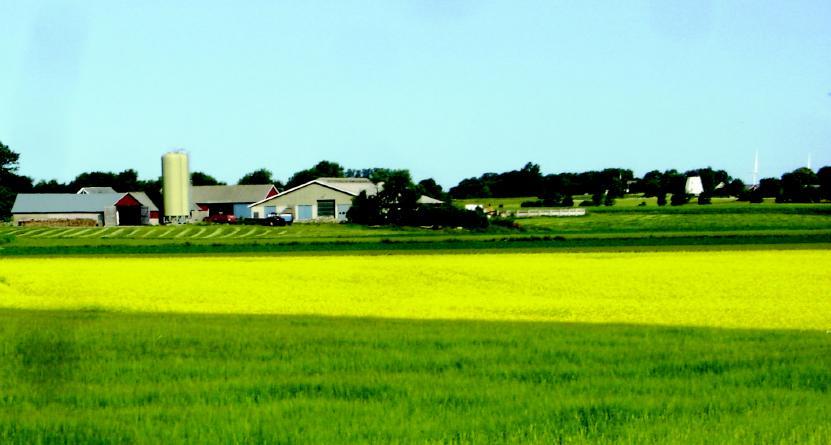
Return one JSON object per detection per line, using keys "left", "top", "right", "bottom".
{"left": 0, "top": 250, "right": 829, "bottom": 443}
{"left": 1, "top": 203, "right": 829, "bottom": 256}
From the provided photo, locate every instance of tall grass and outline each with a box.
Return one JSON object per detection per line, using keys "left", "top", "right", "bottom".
{"left": 0, "top": 310, "right": 828, "bottom": 444}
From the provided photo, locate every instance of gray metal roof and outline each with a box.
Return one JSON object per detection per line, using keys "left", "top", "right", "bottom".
{"left": 77, "top": 186, "right": 117, "bottom": 194}
{"left": 11, "top": 193, "right": 127, "bottom": 213}
{"left": 316, "top": 178, "right": 379, "bottom": 196}
{"left": 191, "top": 184, "right": 277, "bottom": 204}
{"left": 417, "top": 195, "right": 444, "bottom": 205}
{"left": 128, "top": 191, "right": 159, "bottom": 211}
{"left": 249, "top": 178, "right": 380, "bottom": 207}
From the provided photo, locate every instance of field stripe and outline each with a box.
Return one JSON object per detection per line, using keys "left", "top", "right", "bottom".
{"left": 174, "top": 228, "right": 193, "bottom": 238}
{"left": 154, "top": 228, "right": 178, "bottom": 238}
{"left": 203, "top": 228, "right": 223, "bottom": 239}
{"left": 137, "top": 228, "right": 159, "bottom": 238}
{"left": 238, "top": 227, "right": 258, "bottom": 238}
{"left": 30, "top": 228, "right": 62, "bottom": 238}
{"left": 17, "top": 228, "right": 50, "bottom": 238}
{"left": 103, "top": 228, "right": 126, "bottom": 238}
{"left": 122, "top": 228, "right": 141, "bottom": 238}
{"left": 219, "top": 227, "right": 241, "bottom": 238}
{"left": 81, "top": 228, "right": 111, "bottom": 238}
{"left": 71, "top": 228, "right": 94, "bottom": 237}
{"left": 190, "top": 227, "right": 207, "bottom": 238}
{"left": 48, "top": 228, "right": 76, "bottom": 238}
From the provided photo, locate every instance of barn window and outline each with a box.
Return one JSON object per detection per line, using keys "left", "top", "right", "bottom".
{"left": 317, "top": 200, "right": 335, "bottom": 218}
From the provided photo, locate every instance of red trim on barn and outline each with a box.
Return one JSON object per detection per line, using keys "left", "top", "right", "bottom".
{"left": 150, "top": 210, "right": 159, "bottom": 219}
{"left": 265, "top": 186, "right": 278, "bottom": 198}
{"left": 115, "top": 194, "right": 141, "bottom": 206}
{"left": 198, "top": 204, "right": 210, "bottom": 211}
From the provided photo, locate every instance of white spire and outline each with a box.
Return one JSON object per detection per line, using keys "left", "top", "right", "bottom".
{"left": 752, "top": 150, "right": 759, "bottom": 186}
{"left": 807, "top": 152, "right": 812, "bottom": 170}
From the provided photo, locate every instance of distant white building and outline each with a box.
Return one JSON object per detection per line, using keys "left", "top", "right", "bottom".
{"left": 685, "top": 176, "right": 704, "bottom": 196}
{"left": 249, "top": 178, "right": 379, "bottom": 222}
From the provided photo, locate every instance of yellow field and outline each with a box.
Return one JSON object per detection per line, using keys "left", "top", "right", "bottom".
{"left": 1, "top": 250, "right": 829, "bottom": 330}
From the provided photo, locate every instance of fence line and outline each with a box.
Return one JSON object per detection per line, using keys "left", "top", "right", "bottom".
{"left": 514, "top": 208, "right": 587, "bottom": 218}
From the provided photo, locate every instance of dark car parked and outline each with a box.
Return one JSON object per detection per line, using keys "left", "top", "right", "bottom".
{"left": 204, "top": 213, "right": 237, "bottom": 224}
{"left": 261, "top": 213, "right": 292, "bottom": 226}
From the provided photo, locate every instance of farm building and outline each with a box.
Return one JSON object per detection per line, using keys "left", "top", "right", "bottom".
{"left": 685, "top": 176, "right": 704, "bottom": 196}
{"left": 76, "top": 187, "right": 159, "bottom": 224}
{"left": 191, "top": 184, "right": 278, "bottom": 219}
{"left": 11, "top": 193, "right": 153, "bottom": 227}
{"left": 77, "top": 186, "right": 117, "bottom": 194}
{"left": 249, "top": 178, "right": 378, "bottom": 222}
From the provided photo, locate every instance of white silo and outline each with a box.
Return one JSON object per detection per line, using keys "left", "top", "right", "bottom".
{"left": 162, "top": 150, "right": 191, "bottom": 224}
{"left": 685, "top": 176, "right": 704, "bottom": 196}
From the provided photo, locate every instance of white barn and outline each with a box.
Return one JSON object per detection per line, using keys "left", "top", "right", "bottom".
{"left": 248, "top": 178, "right": 378, "bottom": 222}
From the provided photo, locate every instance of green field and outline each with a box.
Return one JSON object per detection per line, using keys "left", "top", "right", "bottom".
{"left": 2, "top": 311, "right": 829, "bottom": 444}
{"left": 1, "top": 205, "right": 830, "bottom": 443}
{"left": 1, "top": 203, "right": 829, "bottom": 256}
{"left": 0, "top": 251, "right": 829, "bottom": 443}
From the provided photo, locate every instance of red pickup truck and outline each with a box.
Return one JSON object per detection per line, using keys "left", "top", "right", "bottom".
{"left": 203, "top": 213, "right": 237, "bottom": 224}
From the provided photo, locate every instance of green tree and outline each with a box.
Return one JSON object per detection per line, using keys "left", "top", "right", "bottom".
{"left": 0, "top": 141, "right": 20, "bottom": 175}
{"left": 778, "top": 168, "right": 819, "bottom": 203}
{"left": 238, "top": 169, "right": 275, "bottom": 185}
{"left": 286, "top": 161, "right": 345, "bottom": 188}
{"left": 0, "top": 141, "right": 33, "bottom": 219}
{"left": 816, "top": 166, "right": 831, "bottom": 200}
{"left": 656, "top": 191, "right": 667, "bottom": 206}
{"left": 191, "top": 171, "right": 226, "bottom": 186}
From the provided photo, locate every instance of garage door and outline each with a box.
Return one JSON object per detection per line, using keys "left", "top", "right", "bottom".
{"left": 297, "top": 205, "right": 313, "bottom": 221}
{"left": 337, "top": 204, "right": 350, "bottom": 222}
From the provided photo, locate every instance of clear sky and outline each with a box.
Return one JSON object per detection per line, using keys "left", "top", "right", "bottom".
{"left": 1, "top": 1, "right": 829, "bottom": 188}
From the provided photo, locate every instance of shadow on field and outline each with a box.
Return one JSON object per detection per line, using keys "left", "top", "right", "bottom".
{"left": 0, "top": 308, "right": 828, "bottom": 444}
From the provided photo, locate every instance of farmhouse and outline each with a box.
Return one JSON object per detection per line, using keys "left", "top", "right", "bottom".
{"left": 191, "top": 184, "right": 278, "bottom": 219}
{"left": 249, "top": 178, "right": 378, "bottom": 222}
{"left": 11, "top": 193, "right": 153, "bottom": 226}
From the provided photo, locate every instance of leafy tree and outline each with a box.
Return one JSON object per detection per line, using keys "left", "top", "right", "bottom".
{"left": 417, "top": 178, "right": 446, "bottom": 201}
{"left": 346, "top": 190, "right": 384, "bottom": 225}
{"left": 449, "top": 177, "right": 490, "bottom": 198}
{"left": 345, "top": 168, "right": 376, "bottom": 178}
{"left": 656, "top": 191, "right": 667, "bottom": 206}
{"left": 238, "top": 168, "right": 275, "bottom": 185}
{"left": 758, "top": 177, "right": 781, "bottom": 197}
{"left": 376, "top": 170, "right": 419, "bottom": 225}
{"left": 1, "top": 141, "right": 34, "bottom": 219}
{"left": 68, "top": 171, "right": 116, "bottom": 190}
{"left": 638, "top": 170, "right": 663, "bottom": 197}
{"left": 724, "top": 179, "right": 746, "bottom": 197}
{"left": 778, "top": 167, "right": 819, "bottom": 203}
{"left": 286, "top": 161, "right": 345, "bottom": 188}
{"left": 32, "top": 179, "right": 71, "bottom": 193}
{"left": 670, "top": 191, "right": 689, "bottom": 206}
{"left": 591, "top": 190, "right": 604, "bottom": 206}
{"left": 817, "top": 166, "right": 831, "bottom": 200}
{"left": 191, "top": 171, "right": 225, "bottom": 186}
{"left": 0, "top": 141, "right": 20, "bottom": 175}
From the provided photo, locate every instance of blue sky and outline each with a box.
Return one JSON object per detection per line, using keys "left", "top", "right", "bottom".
{"left": 1, "top": 1, "right": 829, "bottom": 187}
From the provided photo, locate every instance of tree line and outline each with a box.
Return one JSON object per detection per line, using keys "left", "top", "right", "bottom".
{"left": 2, "top": 140, "right": 830, "bottom": 223}
{"left": 449, "top": 162, "right": 831, "bottom": 206}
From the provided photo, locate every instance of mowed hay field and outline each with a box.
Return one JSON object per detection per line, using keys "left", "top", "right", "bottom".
{"left": 1, "top": 251, "right": 830, "bottom": 443}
